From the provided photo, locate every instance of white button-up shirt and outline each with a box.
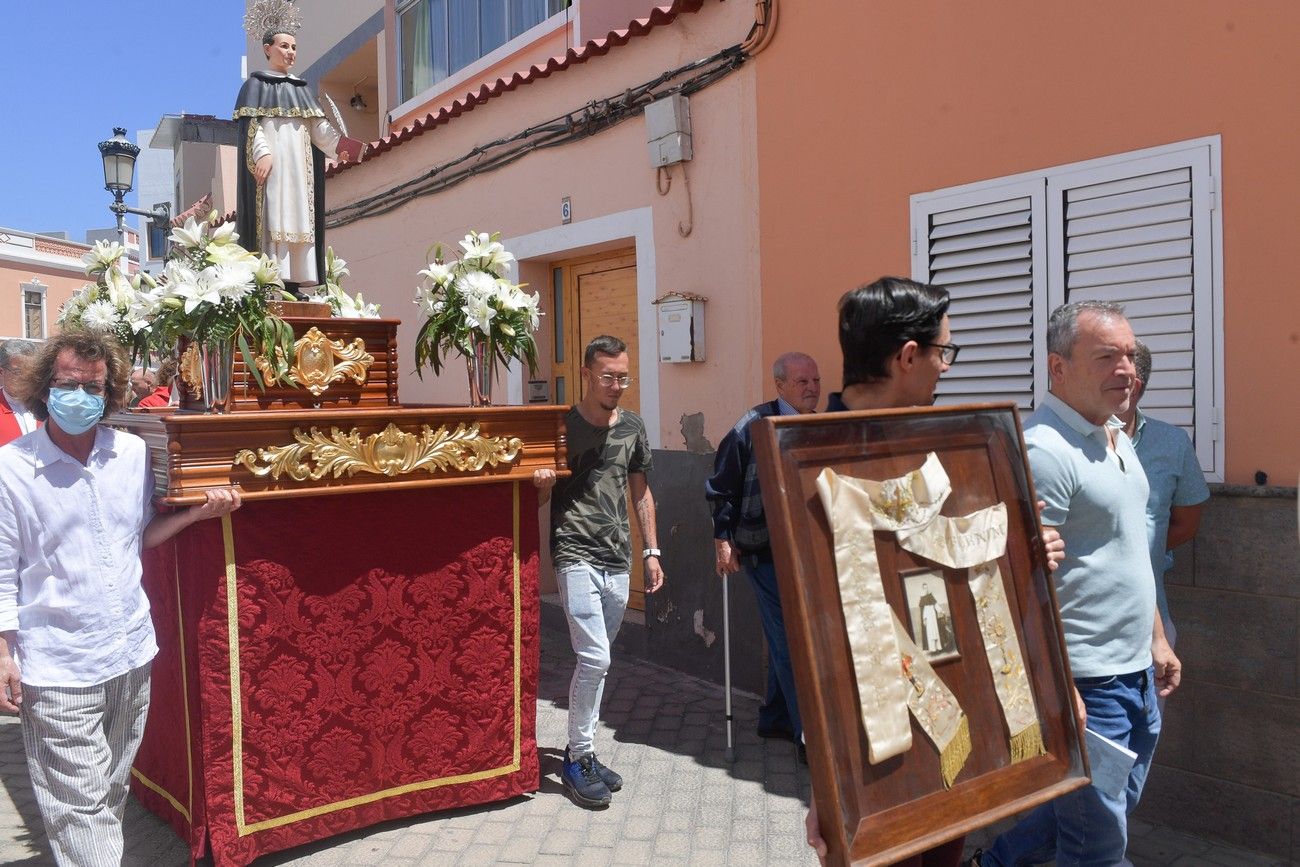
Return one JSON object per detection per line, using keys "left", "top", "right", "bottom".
{"left": 0, "top": 426, "right": 157, "bottom": 687}
{"left": 2, "top": 388, "right": 37, "bottom": 435}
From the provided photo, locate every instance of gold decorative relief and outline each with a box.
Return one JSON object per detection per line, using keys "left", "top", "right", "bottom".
{"left": 179, "top": 343, "right": 203, "bottom": 400}
{"left": 255, "top": 327, "right": 373, "bottom": 396}
{"left": 234, "top": 422, "right": 523, "bottom": 481}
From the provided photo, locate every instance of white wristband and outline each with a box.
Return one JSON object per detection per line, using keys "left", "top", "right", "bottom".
{"left": 642, "top": 548, "right": 661, "bottom": 560}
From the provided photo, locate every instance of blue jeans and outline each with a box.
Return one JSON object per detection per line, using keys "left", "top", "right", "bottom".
{"left": 556, "top": 560, "right": 629, "bottom": 757}
{"left": 746, "top": 560, "right": 802, "bottom": 740}
{"left": 983, "top": 667, "right": 1161, "bottom": 867}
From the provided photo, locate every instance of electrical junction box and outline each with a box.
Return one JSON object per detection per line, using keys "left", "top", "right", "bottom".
{"left": 645, "top": 94, "right": 692, "bottom": 168}
{"left": 654, "top": 292, "right": 706, "bottom": 362}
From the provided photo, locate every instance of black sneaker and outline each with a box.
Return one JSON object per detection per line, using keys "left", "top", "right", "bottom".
{"left": 589, "top": 753, "right": 622, "bottom": 792}
{"left": 756, "top": 724, "right": 796, "bottom": 742}
{"left": 562, "top": 750, "right": 612, "bottom": 807}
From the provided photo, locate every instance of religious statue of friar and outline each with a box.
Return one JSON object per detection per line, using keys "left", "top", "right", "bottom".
{"left": 235, "top": 0, "right": 363, "bottom": 298}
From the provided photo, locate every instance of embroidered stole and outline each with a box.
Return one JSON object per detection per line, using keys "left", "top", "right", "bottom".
{"left": 816, "top": 453, "right": 1044, "bottom": 787}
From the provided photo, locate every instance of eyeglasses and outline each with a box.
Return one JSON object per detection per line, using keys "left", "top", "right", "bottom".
{"left": 592, "top": 373, "right": 633, "bottom": 389}
{"left": 51, "top": 380, "right": 108, "bottom": 396}
{"left": 926, "top": 342, "right": 961, "bottom": 364}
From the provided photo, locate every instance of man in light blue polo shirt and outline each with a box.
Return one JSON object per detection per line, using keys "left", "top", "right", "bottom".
{"left": 979, "top": 301, "right": 1181, "bottom": 867}
{"left": 1119, "top": 340, "right": 1210, "bottom": 649}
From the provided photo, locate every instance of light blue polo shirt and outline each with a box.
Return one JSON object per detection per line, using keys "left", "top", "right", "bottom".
{"left": 1025, "top": 392, "right": 1155, "bottom": 678}
{"left": 1132, "top": 408, "right": 1210, "bottom": 637}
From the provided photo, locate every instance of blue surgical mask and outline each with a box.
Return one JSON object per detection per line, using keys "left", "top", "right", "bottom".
{"left": 47, "top": 387, "right": 105, "bottom": 435}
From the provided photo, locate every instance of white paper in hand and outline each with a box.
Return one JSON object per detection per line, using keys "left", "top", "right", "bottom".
{"left": 1085, "top": 728, "right": 1138, "bottom": 800}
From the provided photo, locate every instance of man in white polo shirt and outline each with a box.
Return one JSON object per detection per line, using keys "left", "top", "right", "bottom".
{"left": 978, "top": 301, "right": 1181, "bottom": 867}
{"left": 0, "top": 330, "right": 240, "bottom": 866}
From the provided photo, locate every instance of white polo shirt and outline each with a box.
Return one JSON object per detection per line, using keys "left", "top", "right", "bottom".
{"left": 0, "top": 426, "right": 157, "bottom": 687}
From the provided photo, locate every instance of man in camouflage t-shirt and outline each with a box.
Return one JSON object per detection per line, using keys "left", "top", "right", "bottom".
{"left": 534, "top": 335, "right": 665, "bottom": 808}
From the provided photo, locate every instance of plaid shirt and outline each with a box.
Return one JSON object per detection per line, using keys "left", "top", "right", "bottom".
{"left": 705, "top": 399, "right": 790, "bottom": 559}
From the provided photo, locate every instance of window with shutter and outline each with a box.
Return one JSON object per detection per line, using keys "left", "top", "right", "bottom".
{"left": 20, "top": 280, "right": 46, "bottom": 340}
{"left": 912, "top": 137, "right": 1222, "bottom": 478}
{"left": 911, "top": 180, "right": 1048, "bottom": 412}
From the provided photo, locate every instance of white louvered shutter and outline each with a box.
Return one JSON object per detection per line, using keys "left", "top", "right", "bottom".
{"left": 1047, "top": 146, "right": 1217, "bottom": 473}
{"left": 912, "top": 180, "right": 1048, "bottom": 411}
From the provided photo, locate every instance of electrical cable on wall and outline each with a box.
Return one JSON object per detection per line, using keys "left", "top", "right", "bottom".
{"left": 326, "top": 46, "right": 743, "bottom": 228}
{"left": 325, "top": 0, "right": 778, "bottom": 229}
{"left": 656, "top": 164, "right": 694, "bottom": 238}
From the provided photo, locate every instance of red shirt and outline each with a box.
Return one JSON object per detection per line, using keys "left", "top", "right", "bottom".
{"left": 136, "top": 386, "right": 172, "bottom": 408}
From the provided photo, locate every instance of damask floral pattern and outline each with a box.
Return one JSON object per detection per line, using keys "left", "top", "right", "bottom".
{"left": 130, "top": 484, "right": 540, "bottom": 867}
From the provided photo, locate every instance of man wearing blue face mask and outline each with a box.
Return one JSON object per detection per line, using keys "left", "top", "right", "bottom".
{"left": 0, "top": 330, "right": 242, "bottom": 867}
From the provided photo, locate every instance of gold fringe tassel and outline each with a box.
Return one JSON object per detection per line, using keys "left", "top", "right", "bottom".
{"left": 1009, "top": 722, "right": 1046, "bottom": 764}
{"left": 939, "top": 715, "right": 972, "bottom": 788}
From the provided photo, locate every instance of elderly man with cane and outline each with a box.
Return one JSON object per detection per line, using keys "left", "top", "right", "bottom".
{"left": 707, "top": 351, "right": 822, "bottom": 762}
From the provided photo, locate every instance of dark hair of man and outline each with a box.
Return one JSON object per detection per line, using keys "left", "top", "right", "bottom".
{"left": 1133, "top": 337, "right": 1152, "bottom": 388}
{"left": 583, "top": 335, "right": 627, "bottom": 367}
{"left": 262, "top": 29, "right": 293, "bottom": 46}
{"left": 1045, "top": 300, "right": 1126, "bottom": 358}
{"left": 16, "top": 330, "right": 129, "bottom": 422}
{"left": 0, "top": 339, "right": 37, "bottom": 372}
{"left": 838, "top": 277, "right": 950, "bottom": 386}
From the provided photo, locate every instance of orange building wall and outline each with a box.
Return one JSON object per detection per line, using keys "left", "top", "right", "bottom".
{"left": 754, "top": 2, "right": 1300, "bottom": 485}
{"left": 0, "top": 261, "right": 86, "bottom": 340}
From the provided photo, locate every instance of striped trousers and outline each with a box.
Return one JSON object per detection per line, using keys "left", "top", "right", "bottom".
{"left": 20, "top": 664, "right": 152, "bottom": 867}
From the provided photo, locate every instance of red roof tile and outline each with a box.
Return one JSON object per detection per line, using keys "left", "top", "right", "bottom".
{"left": 328, "top": 0, "right": 707, "bottom": 176}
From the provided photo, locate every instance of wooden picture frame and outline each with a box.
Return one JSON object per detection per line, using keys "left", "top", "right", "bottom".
{"left": 753, "top": 403, "right": 1087, "bottom": 866}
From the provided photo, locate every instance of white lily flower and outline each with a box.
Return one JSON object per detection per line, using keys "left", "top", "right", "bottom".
{"left": 253, "top": 255, "right": 285, "bottom": 290}
{"left": 419, "top": 261, "right": 454, "bottom": 288}
{"left": 103, "top": 266, "right": 134, "bottom": 309}
{"left": 521, "top": 290, "right": 543, "bottom": 330}
{"left": 82, "top": 239, "right": 126, "bottom": 275}
{"left": 462, "top": 295, "right": 496, "bottom": 335}
{"left": 415, "top": 283, "right": 442, "bottom": 316}
{"left": 326, "top": 248, "right": 350, "bottom": 283}
{"left": 459, "top": 232, "right": 515, "bottom": 276}
{"left": 167, "top": 263, "right": 219, "bottom": 314}
{"left": 458, "top": 231, "right": 492, "bottom": 259}
{"left": 169, "top": 216, "right": 206, "bottom": 250}
{"left": 496, "top": 282, "right": 527, "bottom": 312}
{"left": 206, "top": 241, "right": 258, "bottom": 266}
{"left": 209, "top": 221, "right": 238, "bottom": 246}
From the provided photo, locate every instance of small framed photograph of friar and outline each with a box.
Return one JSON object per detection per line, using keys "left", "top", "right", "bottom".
{"left": 752, "top": 403, "right": 1087, "bottom": 867}
{"left": 902, "top": 568, "right": 960, "bottom": 663}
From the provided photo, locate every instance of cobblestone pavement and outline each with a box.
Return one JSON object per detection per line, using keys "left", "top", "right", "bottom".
{"left": 0, "top": 624, "right": 1289, "bottom": 866}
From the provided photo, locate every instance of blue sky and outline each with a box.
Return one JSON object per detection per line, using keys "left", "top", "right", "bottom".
{"left": 0, "top": 2, "right": 246, "bottom": 241}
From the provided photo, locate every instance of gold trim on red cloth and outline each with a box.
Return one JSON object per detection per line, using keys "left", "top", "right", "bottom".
{"left": 220, "top": 482, "right": 524, "bottom": 836}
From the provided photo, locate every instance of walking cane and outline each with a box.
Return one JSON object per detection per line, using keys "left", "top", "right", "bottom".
{"left": 722, "top": 571, "right": 735, "bottom": 763}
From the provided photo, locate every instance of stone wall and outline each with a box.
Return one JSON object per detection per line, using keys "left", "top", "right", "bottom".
{"left": 1135, "top": 485, "right": 1299, "bottom": 861}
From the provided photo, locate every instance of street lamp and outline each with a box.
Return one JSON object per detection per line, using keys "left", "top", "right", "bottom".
{"left": 97, "top": 126, "right": 171, "bottom": 243}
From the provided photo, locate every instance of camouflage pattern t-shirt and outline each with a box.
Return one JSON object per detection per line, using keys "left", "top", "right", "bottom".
{"left": 550, "top": 406, "right": 653, "bottom": 572}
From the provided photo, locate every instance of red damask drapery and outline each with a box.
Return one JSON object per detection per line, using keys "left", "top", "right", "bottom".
{"left": 130, "top": 482, "right": 540, "bottom": 867}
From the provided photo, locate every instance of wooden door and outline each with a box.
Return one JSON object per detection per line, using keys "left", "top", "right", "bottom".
{"left": 552, "top": 249, "right": 647, "bottom": 611}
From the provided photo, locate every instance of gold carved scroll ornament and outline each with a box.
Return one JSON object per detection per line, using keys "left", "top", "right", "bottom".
{"left": 255, "top": 326, "right": 374, "bottom": 396}
{"left": 234, "top": 422, "right": 523, "bottom": 481}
